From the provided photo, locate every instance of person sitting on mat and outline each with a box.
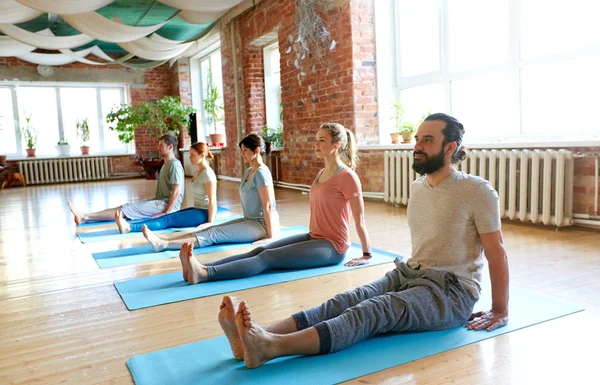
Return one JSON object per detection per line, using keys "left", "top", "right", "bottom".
{"left": 216, "top": 113, "right": 510, "bottom": 367}
{"left": 177, "top": 122, "right": 372, "bottom": 285}
{"left": 68, "top": 134, "right": 184, "bottom": 224}
{"left": 113, "top": 141, "right": 217, "bottom": 234}
{"left": 142, "top": 133, "right": 280, "bottom": 252}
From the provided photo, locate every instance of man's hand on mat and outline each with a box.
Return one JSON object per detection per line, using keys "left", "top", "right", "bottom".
{"left": 252, "top": 238, "right": 273, "bottom": 245}
{"left": 344, "top": 256, "right": 371, "bottom": 267}
{"left": 466, "top": 310, "right": 508, "bottom": 331}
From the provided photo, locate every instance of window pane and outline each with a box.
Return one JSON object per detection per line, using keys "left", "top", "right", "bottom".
{"left": 399, "top": 83, "right": 445, "bottom": 126}
{"left": 60, "top": 88, "right": 99, "bottom": 150}
{"left": 521, "top": 55, "right": 600, "bottom": 137}
{"left": 210, "top": 50, "right": 225, "bottom": 137}
{"left": 264, "top": 44, "right": 282, "bottom": 130}
{"left": 100, "top": 89, "right": 126, "bottom": 152}
{"left": 0, "top": 88, "right": 18, "bottom": 154}
{"left": 451, "top": 71, "right": 516, "bottom": 141}
{"left": 397, "top": 0, "right": 439, "bottom": 77}
{"left": 448, "top": 0, "right": 509, "bottom": 72}
{"left": 521, "top": 0, "right": 600, "bottom": 59}
{"left": 17, "top": 87, "right": 60, "bottom": 155}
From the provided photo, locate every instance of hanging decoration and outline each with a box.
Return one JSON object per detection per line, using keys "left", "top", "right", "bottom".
{"left": 0, "top": 36, "right": 36, "bottom": 57}
{"left": 0, "top": 0, "right": 41, "bottom": 23}
{"left": 0, "top": 23, "right": 94, "bottom": 50}
{"left": 14, "top": 0, "right": 114, "bottom": 15}
{"left": 156, "top": 0, "right": 241, "bottom": 13}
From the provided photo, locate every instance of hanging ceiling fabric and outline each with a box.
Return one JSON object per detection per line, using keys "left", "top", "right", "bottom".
{"left": 156, "top": 0, "right": 243, "bottom": 13}
{"left": 16, "top": 46, "right": 97, "bottom": 66}
{"left": 120, "top": 59, "right": 169, "bottom": 69}
{"left": 0, "top": 23, "right": 94, "bottom": 49}
{"left": 59, "top": 46, "right": 115, "bottom": 65}
{"left": 118, "top": 39, "right": 193, "bottom": 61}
{"left": 134, "top": 34, "right": 187, "bottom": 52}
{"left": 179, "top": 10, "right": 226, "bottom": 24}
{"left": 61, "top": 13, "right": 171, "bottom": 43}
{"left": 0, "top": 0, "right": 41, "bottom": 23}
{"left": 0, "top": 35, "right": 36, "bottom": 57}
{"left": 14, "top": 0, "right": 115, "bottom": 15}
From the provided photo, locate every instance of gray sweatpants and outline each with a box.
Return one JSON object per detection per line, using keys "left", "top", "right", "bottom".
{"left": 194, "top": 217, "right": 267, "bottom": 247}
{"left": 205, "top": 233, "right": 345, "bottom": 280}
{"left": 293, "top": 259, "right": 477, "bottom": 353}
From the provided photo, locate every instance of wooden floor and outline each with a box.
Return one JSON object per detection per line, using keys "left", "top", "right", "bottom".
{"left": 1, "top": 178, "right": 599, "bottom": 385}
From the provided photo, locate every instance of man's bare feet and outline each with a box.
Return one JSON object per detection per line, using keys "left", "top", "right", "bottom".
{"left": 67, "top": 201, "right": 85, "bottom": 225}
{"left": 114, "top": 210, "right": 131, "bottom": 234}
{"left": 178, "top": 246, "right": 191, "bottom": 282}
{"left": 218, "top": 296, "right": 244, "bottom": 360}
{"left": 236, "top": 301, "right": 276, "bottom": 369}
{"left": 142, "top": 225, "right": 168, "bottom": 252}
{"left": 184, "top": 243, "right": 208, "bottom": 284}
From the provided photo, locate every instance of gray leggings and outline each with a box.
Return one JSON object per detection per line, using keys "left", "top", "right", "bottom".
{"left": 194, "top": 218, "right": 267, "bottom": 247}
{"left": 205, "top": 233, "right": 345, "bottom": 280}
{"left": 293, "top": 260, "right": 477, "bottom": 354}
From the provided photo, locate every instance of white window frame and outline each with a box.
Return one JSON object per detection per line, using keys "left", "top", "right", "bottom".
{"left": 263, "top": 41, "right": 282, "bottom": 131}
{"left": 375, "top": 0, "right": 600, "bottom": 146}
{"left": 0, "top": 81, "right": 130, "bottom": 156}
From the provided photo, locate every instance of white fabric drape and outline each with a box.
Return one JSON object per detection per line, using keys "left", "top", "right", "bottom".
{"left": 133, "top": 34, "right": 188, "bottom": 51}
{"left": 0, "top": 24, "right": 94, "bottom": 49}
{"left": 179, "top": 10, "right": 226, "bottom": 24}
{"left": 62, "top": 13, "right": 169, "bottom": 43}
{"left": 0, "top": 0, "right": 41, "bottom": 23}
{"left": 118, "top": 39, "right": 193, "bottom": 61}
{"left": 14, "top": 0, "right": 114, "bottom": 15}
{"left": 17, "top": 47, "right": 97, "bottom": 66}
{"left": 59, "top": 46, "right": 115, "bottom": 65}
{"left": 0, "top": 35, "right": 35, "bottom": 56}
{"left": 157, "top": 0, "right": 243, "bottom": 12}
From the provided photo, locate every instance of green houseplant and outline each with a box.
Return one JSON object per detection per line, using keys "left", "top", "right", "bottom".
{"left": 203, "top": 69, "right": 225, "bottom": 146}
{"left": 19, "top": 114, "right": 37, "bottom": 157}
{"left": 261, "top": 125, "right": 284, "bottom": 149}
{"left": 56, "top": 140, "right": 70, "bottom": 157}
{"left": 76, "top": 118, "right": 90, "bottom": 155}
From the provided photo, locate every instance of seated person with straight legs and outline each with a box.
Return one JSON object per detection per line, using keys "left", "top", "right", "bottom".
{"left": 142, "top": 133, "right": 280, "bottom": 252}
{"left": 178, "top": 123, "right": 373, "bottom": 285}
{"left": 68, "top": 134, "right": 184, "bottom": 224}
{"left": 217, "top": 113, "right": 510, "bottom": 367}
{"left": 114, "top": 142, "right": 217, "bottom": 233}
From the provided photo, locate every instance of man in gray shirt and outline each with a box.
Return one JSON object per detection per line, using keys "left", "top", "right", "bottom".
{"left": 215, "top": 113, "right": 510, "bottom": 368}
{"left": 68, "top": 134, "right": 184, "bottom": 223}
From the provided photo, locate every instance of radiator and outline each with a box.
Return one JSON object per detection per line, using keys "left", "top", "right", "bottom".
{"left": 18, "top": 157, "right": 109, "bottom": 185}
{"left": 384, "top": 149, "right": 574, "bottom": 227}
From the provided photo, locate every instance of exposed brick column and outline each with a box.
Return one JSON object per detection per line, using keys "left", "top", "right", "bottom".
{"left": 243, "top": 47, "right": 266, "bottom": 135}
{"left": 171, "top": 58, "right": 193, "bottom": 151}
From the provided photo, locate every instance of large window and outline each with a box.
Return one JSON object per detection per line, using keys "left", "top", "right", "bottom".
{"left": 263, "top": 42, "right": 282, "bottom": 130}
{"left": 0, "top": 83, "right": 128, "bottom": 156}
{"left": 194, "top": 48, "right": 225, "bottom": 144}
{"left": 376, "top": 0, "right": 600, "bottom": 144}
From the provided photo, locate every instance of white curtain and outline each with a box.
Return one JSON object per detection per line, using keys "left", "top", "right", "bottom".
{"left": 0, "top": 24, "right": 94, "bottom": 49}
{"left": 59, "top": 46, "right": 115, "bottom": 65}
{"left": 16, "top": 47, "right": 96, "bottom": 66}
{"left": 133, "top": 34, "right": 188, "bottom": 51}
{"left": 157, "top": 0, "right": 243, "bottom": 12}
{"left": 0, "top": 0, "right": 41, "bottom": 23}
{"left": 62, "top": 13, "right": 170, "bottom": 43}
{"left": 14, "top": 0, "right": 114, "bottom": 14}
{"left": 179, "top": 10, "right": 226, "bottom": 24}
{"left": 0, "top": 36, "right": 36, "bottom": 56}
{"left": 118, "top": 39, "right": 193, "bottom": 61}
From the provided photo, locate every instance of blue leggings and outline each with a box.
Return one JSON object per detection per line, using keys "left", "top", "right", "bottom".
{"left": 205, "top": 233, "right": 345, "bottom": 280}
{"left": 129, "top": 207, "right": 209, "bottom": 232}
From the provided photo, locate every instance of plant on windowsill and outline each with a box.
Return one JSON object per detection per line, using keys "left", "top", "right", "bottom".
{"left": 76, "top": 118, "right": 90, "bottom": 155}
{"left": 18, "top": 114, "right": 37, "bottom": 157}
{"left": 398, "top": 122, "right": 416, "bottom": 144}
{"left": 203, "top": 69, "right": 225, "bottom": 146}
{"left": 262, "top": 125, "right": 284, "bottom": 150}
{"left": 390, "top": 102, "right": 406, "bottom": 144}
{"left": 56, "top": 140, "right": 71, "bottom": 157}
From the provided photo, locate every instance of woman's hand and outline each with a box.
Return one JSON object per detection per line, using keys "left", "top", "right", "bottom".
{"left": 344, "top": 256, "right": 371, "bottom": 267}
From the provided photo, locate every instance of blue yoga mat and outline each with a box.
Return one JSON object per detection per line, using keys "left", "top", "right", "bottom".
{"left": 93, "top": 225, "right": 306, "bottom": 269}
{"left": 114, "top": 244, "right": 398, "bottom": 310}
{"left": 126, "top": 288, "right": 583, "bottom": 385}
{"left": 77, "top": 207, "right": 232, "bottom": 242}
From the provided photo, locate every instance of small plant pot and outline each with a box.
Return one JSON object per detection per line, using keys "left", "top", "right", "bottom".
{"left": 26, "top": 148, "right": 36, "bottom": 157}
{"left": 56, "top": 145, "right": 71, "bottom": 157}
{"left": 390, "top": 133, "right": 401, "bottom": 144}
{"left": 80, "top": 145, "right": 90, "bottom": 155}
{"left": 209, "top": 133, "right": 225, "bottom": 146}
{"left": 401, "top": 132, "right": 415, "bottom": 143}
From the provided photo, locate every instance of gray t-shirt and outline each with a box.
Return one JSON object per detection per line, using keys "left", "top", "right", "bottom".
{"left": 406, "top": 170, "right": 500, "bottom": 298}
{"left": 155, "top": 158, "right": 185, "bottom": 211}
{"left": 190, "top": 167, "right": 217, "bottom": 210}
{"left": 240, "top": 166, "right": 277, "bottom": 224}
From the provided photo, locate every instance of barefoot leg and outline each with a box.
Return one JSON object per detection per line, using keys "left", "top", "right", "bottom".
{"left": 142, "top": 225, "right": 168, "bottom": 252}
{"left": 114, "top": 210, "right": 131, "bottom": 234}
{"left": 235, "top": 301, "right": 276, "bottom": 368}
{"left": 67, "top": 201, "right": 85, "bottom": 225}
{"left": 218, "top": 296, "right": 244, "bottom": 360}
{"left": 179, "top": 246, "right": 191, "bottom": 282}
{"left": 185, "top": 243, "right": 208, "bottom": 284}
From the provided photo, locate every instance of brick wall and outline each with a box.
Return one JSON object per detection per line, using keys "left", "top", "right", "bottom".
{"left": 170, "top": 58, "right": 193, "bottom": 152}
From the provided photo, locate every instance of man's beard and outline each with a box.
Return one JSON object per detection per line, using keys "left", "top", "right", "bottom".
{"left": 412, "top": 147, "right": 446, "bottom": 175}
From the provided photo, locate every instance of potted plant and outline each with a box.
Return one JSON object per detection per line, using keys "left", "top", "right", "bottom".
{"left": 390, "top": 102, "right": 405, "bottom": 144}
{"left": 76, "top": 118, "right": 90, "bottom": 155}
{"left": 19, "top": 114, "right": 37, "bottom": 157}
{"left": 262, "top": 125, "right": 284, "bottom": 149}
{"left": 203, "top": 69, "right": 225, "bottom": 146}
{"left": 399, "top": 122, "right": 416, "bottom": 143}
{"left": 56, "top": 140, "right": 70, "bottom": 156}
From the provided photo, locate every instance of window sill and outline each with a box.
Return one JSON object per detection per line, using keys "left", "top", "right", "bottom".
{"left": 6, "top": 152, "right": 135, "bottom": 161}
{"left": 180, "top": 146, "right": 227, "bottom": 153}
{"left": 360, "top": 138, "right": 600, "bottom": 151}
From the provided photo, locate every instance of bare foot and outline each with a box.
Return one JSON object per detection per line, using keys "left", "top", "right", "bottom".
{"left": 184, "top": 243, "right": 208, "bottom": 284}
{"left": 218, "top": 296, "right": 244, "bottom": 360}
{"left": 142, "top": 225, "right": 167, "bottom": 252}
{"left": 236, "top": 301, "right": 276, "bottom": 369}
{"left": 67, "top": 201, "right": 85, "bottom": 225}
{"left": 178, "top": 245, "right": 191, "bottom": 282}
{"left": 114, "top": 210, "right": 131, "bottom": 234}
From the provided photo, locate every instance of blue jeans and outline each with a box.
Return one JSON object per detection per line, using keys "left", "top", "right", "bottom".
{"left": 129, "top": 207, "right": 209, "bottom": 232}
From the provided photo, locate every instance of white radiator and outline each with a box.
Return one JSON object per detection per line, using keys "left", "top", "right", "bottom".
{"left": 18, "top": 157, "right": 109, "bottom": 185}
{"left": 384, "top": 149, "right": 574, "bottom": 227}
